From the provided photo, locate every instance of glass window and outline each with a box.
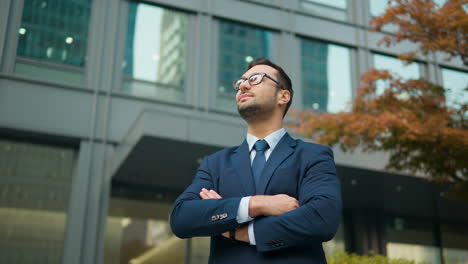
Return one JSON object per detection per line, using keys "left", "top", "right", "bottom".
{"left": 15, "top": 0, "right": 92, "bottom": 84}
{"left": 105, "top": 195, "right": 188, "bottom": 264}
{"left": 0, "top": 139, "right": 76, "bottom": 263}
{"left": 301, "top": 39, "right": 352, "bottom": 113}
{"left": 303, "top": 0, "right": 346, "bottom": 9}
{"left": 369, "top": 1, "right": 389, "bottom": 17}
{"left": 216, "top": 20, "right": 272, "bottom": 111}
{"left": 373, "top": 53, "right": 421, "bottom": 95}
{"left": 300, "top": 0, "right": 347, "bottom": 21}
{"left": 121, "top": 2, "right": 189, "bottom": 102}
{"left": 441, "top": 224, "right": 468, "bottom": 264}
{"left": 441, "top": 68, "right": 468, "bottom": 109}
{"left": 385, "top": 216, "right": 442, "bottom": 264}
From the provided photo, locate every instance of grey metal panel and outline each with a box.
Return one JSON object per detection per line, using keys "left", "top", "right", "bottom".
{"left": 367, "top": 31, "right": 422, "bottom": 57}
{"left": 212, "top": 0, "right": 284, "bottom": 30}
{"left": 435, "top": 51, "right": 466, "bottom": 70}
{"left": 0, "top": 0, "right": 23, "bottom": 73}
{"left": 141, "top": 0, "right": 204, "bottom": 12}
{"left": 294, "top": 13, "right": 358, "bottom": 46}
{"left": 81, "top": 143, "right": 112, "bottom": 264}
{"left": 0, "top": 0, "right": 12, "bottom": 67}
{"left": 0, "top": 79, "right": 92, "bottom": 138}
{"left": 62, "top": 141, "right": 93, "bottom": 264}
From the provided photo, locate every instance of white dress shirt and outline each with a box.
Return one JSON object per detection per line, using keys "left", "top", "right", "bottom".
{"left": 236, "top": 128, "right": 286, "bottom": 245}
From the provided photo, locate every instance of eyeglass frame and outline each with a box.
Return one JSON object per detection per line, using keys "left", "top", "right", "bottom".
{"left": 233, "top": 72, "right": 284, "bottom": 91}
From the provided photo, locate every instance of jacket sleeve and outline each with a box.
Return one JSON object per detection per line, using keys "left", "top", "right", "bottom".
{"left": 253, "top": 147, "right": 342, "bottom": 252}
{"left": 170, "top": 156, "right": 242, "bottom": 238}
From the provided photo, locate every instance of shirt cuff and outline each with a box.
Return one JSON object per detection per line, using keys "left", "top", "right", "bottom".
{"left": 248, "top": 222, "right": 256, "bottom": 245}
{"left": 236, "top": 196, "right": 254, "bottom": 223}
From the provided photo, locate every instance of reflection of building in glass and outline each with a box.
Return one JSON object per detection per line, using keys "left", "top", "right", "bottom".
{"left": 157, "top": 11, "right": 188, "bottom": 87}
{"left": 218, "top": 21, "right": 272, "bottom": 94}
{"left": 301, "top": 39, "right": 329, "bottom": 111}
{"left": 0, "top": 140, "right": 75, "bottom": 263}
{"left": 16, "top": 0, "right": 91, "bottom": 67}
{"left": 124, "top": 3, "right": 138, "bottom": 77}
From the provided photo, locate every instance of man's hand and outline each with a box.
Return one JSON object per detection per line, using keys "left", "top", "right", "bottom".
{"left": 199, "top": 188, "right": 222, "bottom": 199}
{"left": 249, "top": 194, "right": 299, "bottom": 218}
{"left": 221, "top": 224, "right": 249, "bottom": 243}
{"left": 198, "top": 189, "right": 298, "bottom": 243}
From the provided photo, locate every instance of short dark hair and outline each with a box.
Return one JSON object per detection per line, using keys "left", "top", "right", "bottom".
{"left": 247, "top": 57, "right": 293, "bottom": 117}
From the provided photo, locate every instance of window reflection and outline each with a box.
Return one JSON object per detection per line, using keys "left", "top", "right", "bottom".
{"left": 301, "top": 39, "right": 352, "bottom": 113}
{"left": 217, "top": 21, "right": 272, "bottom": 110}
{"left": 0, "top": 139, "right": 75, "bottom": 263}
{"left": 15, "top": 0, "right": 91, "bottom": 84}
{"left": 373, "top": 54, "right": 421, "bottom": 95}
{"left": 302, "top": 0, "right": 346, "bottom": 9}
{"left": 122, "top": 2, "right": 188, "bottom": 102}
{"left": 385, "top": 217, "right": 441, "bottom": 264}
{"left": 441, "top": 68, "right": 468, "bottom": 109}
{"left": 105, "top": 197, "right": 187, "bottom": 264}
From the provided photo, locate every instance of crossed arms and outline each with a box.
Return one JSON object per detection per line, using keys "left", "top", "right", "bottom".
{"left": 170, "top": 147, "right": 342, "bottom": 252}
{"left": 199, "top": 188, "right": 299, "bottom": 243}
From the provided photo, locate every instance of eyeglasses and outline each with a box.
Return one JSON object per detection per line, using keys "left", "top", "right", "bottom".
{"left": 233, "top": 73, "right": 283, "bottom": 91}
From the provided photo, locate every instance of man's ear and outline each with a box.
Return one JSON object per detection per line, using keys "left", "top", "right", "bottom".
{"left": 277, "top": 90, "right": 291, "bottom": 106}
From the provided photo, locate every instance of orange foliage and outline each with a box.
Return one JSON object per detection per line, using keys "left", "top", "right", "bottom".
{"left": 288, "top": 0, "right": 468, "bottom": 191}
{"left": 369, "top": 0, "right": 468, "bottom": 66}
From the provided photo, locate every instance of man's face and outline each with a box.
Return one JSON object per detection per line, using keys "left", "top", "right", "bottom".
{"left": 236, "top": 65, "right": 281, "bottom": 121}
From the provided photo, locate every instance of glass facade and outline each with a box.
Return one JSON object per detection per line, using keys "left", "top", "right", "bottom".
{"left": 373, "top": 53, "right": 421, "bottom": 95}
{"left": 15, "top": 0, "right": 92, "bottom": 84}
{"left": 441, "top": 68, "right": 468, "bottom": 109}
{"left": 385, "top": 217, "right": 441, "bottom": 264}
{"left": 105, "top": 196, "right": 187, "bottom": 264}
{"left": 301, "top": 38, "right": 352, "bottom": 113}
{"left": 122, "top": 2, "right": 188, "bottom": 102}
{"left": 216, "top": 20, "right": 272, "bottom": 110}
{"left": 0, "top": 139, "right": 75, "bottom": 263}
{"left": 2, "top": 1, "right": 468, "bottom": 264}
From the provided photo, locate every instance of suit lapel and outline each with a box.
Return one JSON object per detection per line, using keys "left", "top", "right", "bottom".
{"left": 257, "top": 133, "right": 297, "bottom": 195}
{"left": 231, "top": 140, "right": 256, "bottom": 196}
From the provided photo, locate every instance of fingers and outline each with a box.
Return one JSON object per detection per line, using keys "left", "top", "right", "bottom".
{"left": 199, "top": 188, "right": 222, "bottom": 199}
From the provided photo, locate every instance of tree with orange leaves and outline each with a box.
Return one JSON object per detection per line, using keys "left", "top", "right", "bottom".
{"left": 288, "top": 0, "right": 467, "bottom": 198}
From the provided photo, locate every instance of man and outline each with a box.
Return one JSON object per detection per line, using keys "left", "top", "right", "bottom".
{"left": 170, "top": 57, "right": 342, "bottom": 264}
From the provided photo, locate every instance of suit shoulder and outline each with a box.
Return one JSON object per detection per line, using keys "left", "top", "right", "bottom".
{"left": 295, "top": 139, "right": 333, "bottom": 155}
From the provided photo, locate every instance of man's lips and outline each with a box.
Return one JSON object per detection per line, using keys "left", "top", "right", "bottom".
{"left": 239, "top": 94, "right": 253, "bottom": 101}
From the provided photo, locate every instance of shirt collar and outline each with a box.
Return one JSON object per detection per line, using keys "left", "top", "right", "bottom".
{"left": 246, "top": 128, "right": 286, "bottom": 152}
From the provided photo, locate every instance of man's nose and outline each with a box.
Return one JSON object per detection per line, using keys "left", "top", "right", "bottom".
{"left": 239, "top": 79, "right": 251, "bottom": 92}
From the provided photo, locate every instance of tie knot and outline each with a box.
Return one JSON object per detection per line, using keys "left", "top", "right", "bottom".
{"left": 254, "top": 140, "right": 269, "bottom": 152}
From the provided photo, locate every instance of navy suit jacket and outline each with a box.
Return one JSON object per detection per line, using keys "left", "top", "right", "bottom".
{"left": 170, "top": 133, "right": 342, "bottom": 264}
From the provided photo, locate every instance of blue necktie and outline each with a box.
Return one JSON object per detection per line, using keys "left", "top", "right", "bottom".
{"left": 252, "top": 140, "right": 269, "bottom": 188}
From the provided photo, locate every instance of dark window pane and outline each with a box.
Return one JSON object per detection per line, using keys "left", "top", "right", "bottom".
{"left": 17, "top": 0, "right": 92, "bottom": 67}
{"left": 216, "top": 20, "right": 272, "bottom": 110}
{"left": 301, "top": 38, "right": 352, "bottom": 113}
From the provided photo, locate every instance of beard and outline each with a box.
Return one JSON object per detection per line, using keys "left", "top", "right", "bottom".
{"left": 237, "top": 96, "right": 276, "bottom": 122}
